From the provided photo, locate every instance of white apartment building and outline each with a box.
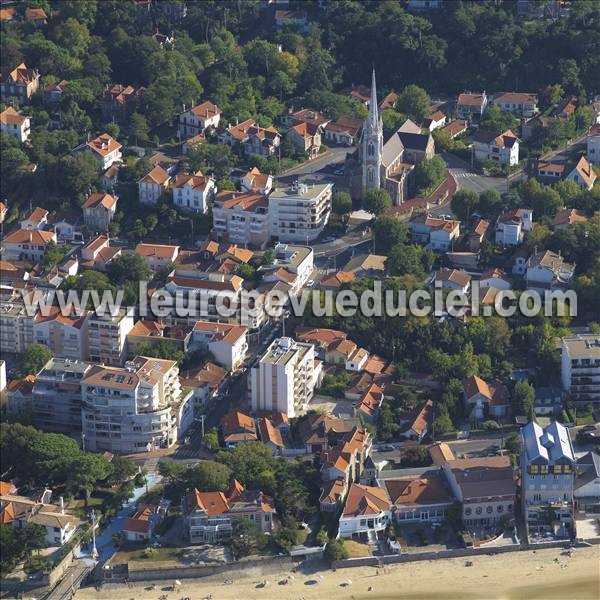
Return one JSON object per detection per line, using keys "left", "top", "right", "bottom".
{"left": 250, "top": 337, "right": 316, "bottom": 417}
{"left": 561, "top": 335, "right": 600, "bottom": 408}
{"left": 178, "top": 100, "right": 222, "bottom": 138}
{"left": 520, "top": 421, "right": 576, "bottom": 539}
{"left": 33, "top": 307, "right": 90, "bottom": 361}
{"left": 212, "top": 190, "right": 271, "bottom": 249}
{"left": 138, "top": 165, "right": 171, "bottom": 204}
{"left": 81, "top": 356, "right": 194, "bottom": 454}
{"left": 0, "top": 106, "right": 31, "bottom": 142}
{"left": 88, "top": 308, "right": 135, "bottom": 366}
{"left": 269, "top": 180, "right": 332, "bottom": 243}
{"left": 191, "top": 321, "right": 248, "bottom": 370}
{"left": 473, "top": 129, "right": 520, "bottom": 166}
{"left": 0, "top": 294, "right": 39, "bottom": 353}
{"left": 31, "top": 358, "right": 92, "bottom": 434}
{"left": 260, "top": 243, "right": 314, "bottom": 294}
{"left": 338, "top": 483, "right": 392, "bottom": 539}
{"left": 172, "top": 171, "right": 215, "bottom": 213}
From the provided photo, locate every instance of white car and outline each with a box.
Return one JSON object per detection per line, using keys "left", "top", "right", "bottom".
{"left": 307, "top": 279, "right": 315, "bottom": 287}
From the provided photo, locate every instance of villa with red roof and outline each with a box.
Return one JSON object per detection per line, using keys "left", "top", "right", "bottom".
{"left": 338, "top": 482, "right": 392, "bottom": 539}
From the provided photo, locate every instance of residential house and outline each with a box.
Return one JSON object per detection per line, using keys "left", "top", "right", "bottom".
{"left": 123, "top": 506, "right": 156, "bottom": 542}
{"left": 560, "top": 334, "right": 600, "bottom": 409}
{"left": 463, "top": 376, "right": 511, "bottom": 423}
{"left": 440, "top": 119, "right": 468, "bottom": 139}
{"left": 182, "top": 133, "right": 205, "bottom": 154}
{"left": 100, "top": 164, "right": 120, "bottom": 192}
{"left": 422, "top": 110, "right": 447, "bottom": 132}
{"left": 379, "top": 92, "right": 399, "bottom": 111}
{"left": 319, "top": 478, "right": 348, "bottom": 513}
{"left": 349, "top": 84, "right": 371, "bottom": 106}
{"left": 553, "top": 95, "right": 577, "bottom": 119}
{"left": 0, "top": 107, "right": 30, "bottom": 142}
{"left": 178, "top": 101, "right": 222, "bottom": 138}
{"left": 478, "top": 268, "right": 512, "bottom": 290}
{"left": 0, "top": 7, "right": 17, "bottom": 23}
{"left": 257, "top": 417, "right": 285, "bottom": 455}
{"left": 138, "top": 165, "right": 171, "bottom": 204}
{"left": 409, "top": 213, "right": 460, "bottom": 251}
{"left": 286, "top": 121, "right": 321, "bottom": 159}
{"left": 241, "top": 167, "right": 273, "bottom": 194}
{"left": 191, "top": 321, "right": 248, "bottom": 370}
{"left": 521, "top": 115, "right": 554, "bottom": 142}
{"left": 323, "top": 116, "right": 362, "bottom": 146}
{"left": 574, "top": 452, "right": 600, "bottom": 513}
{"left": 6, "top": 375, "right": 36, "bottom": 414}
{"left": 587, "top": 124, "right": 600, "bottom": 166}
{"left": 43, "top": 79, "right": 68, "bottom": 104}
{"left": 79, "top": 234, "right": 122, "bottom": 271}
{"left": 151, "top": 29, "right": 175, "bottom": 48}
{"left": 295, "top": 327, "right": 349, "bottom": 361}
{"left": 520, "top": 421, "right": 576, "bottom": 538}
{"left": 536, "top": 157, "right": 597, "bottom": 190}
{"left": 428, "top": 442, "right": 455, "bottom": 466}
{"left": 338, "top": 483, "right": 392, "bottom": 539}
{"left": 19, "top": 207, "right": 48, "bottom": 231}
{"left": 495, "top": 208, "right": 533, "bottom": 246}
{"left": 343, "top": 254, "right": 387, "bottom": 279}
{"left": 219, "top": 119, "right": 281, "bottom": 157}
{"left": 0, "top": 492, "right": 82, "bottom": 547}
{"left": 82, "top": 192, "right": 117, "bottom": 232}
{"left": 552, "top": 208, "right": 588, "bottom": 230}
{"left": 492, "top": 92, "right": 538, "bottom": 117}
{"left": 172, "top": 171, "right": 215, "bottom": 213}
{"left": 473, "top": 129, "right": 519, "bottom": 166}
{"left": 182, "top": 480, "right": 275, "bottom": 544}
{"left": 81, "top": 356, "right": 194, "bottom": 453}
{"left": 384, "top": 474, "right": 454, "bottom": 524}
{"left": 432, "top": 268, "right": 471, "bottom": 293}
{"left": 25, "top": 7, "right": 47, "bottom": 25}
{"left": 298, "top": 413, "right": 362, "bottom": 454}
{"left": 319, "top": 270, "right": 356, "bottom": 290}
{"left": 280, "top": 107, "right": 330, "bottom": 129}
{"left": 456, "top": 92, "right": 488, "bottom": 119}
{"left": 127, "top": 320, "right": 191, "bottom": 356}
{"left": 1, "top": 228, "right": 56, "bottom": 262}
{"left": 399, "top": 399, "right": 433, "bottom": 442}
{"left": 101, "top": 84, "right": 144, "bottom": 122}
{"left": 52, "top": 209, "right": 84, "bottom": 243}
{"left": 443, "top": 456, "right": 516, "bottom": 529}
{"left": 212, "top": 190, "right": 271, "bottom": 249}
{"left": 73, "top": 134, "right": 122, "bottom": 172}
{"left": 220, "top": 410, "right": 257, "bottom": 447}
{"left": 354, "top": 383, "right": 385, "bottom": 422}
{"left": 179, "top": 362, "right": 227, "bottom": 415}
{"left": 468, "top": 218, "right": 490, "bottom": 252}
{"left": 0, "top": 63, "right": 40, "bottom": 103}
{"left": 534, "top": 387, "right": 563, "bottom": 417}
{"left": 525, "top": 250, "right": 575, "bottom": 292}
{"left": 0, "top": 201, "right": 8, "bottom": 223}
{"left": 135, "top": 243, "right": 180, "bottom": 270}
{"left": 250, "top": 337, "right": 315, "bottom": 417}
{"left": 0, "top": 292, "right": 41, "bottom": 354}
{"left": 33, "top": 307, "right": 90, "bottom": 361}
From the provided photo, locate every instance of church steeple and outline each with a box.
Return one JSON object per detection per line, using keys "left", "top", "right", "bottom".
{"left": 368, "top": 68, "right": 379, "bottom": 127}
{"left": 360, "top": 67, "right": 383, "bottom": 194}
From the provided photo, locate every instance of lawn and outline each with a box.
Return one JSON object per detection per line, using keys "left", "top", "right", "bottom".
{"left": 343, "top": 539, "right": 371, "bottom": 558}
{"left": 576, "top": 414, "right": 595, "bottom": 426}
{"left": 114, "top": 546, "right": 183, "bottom": 567}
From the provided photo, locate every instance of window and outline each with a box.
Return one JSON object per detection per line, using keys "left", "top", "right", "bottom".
{"left": 476, "top": 507, "right": 482, "bottom": 515}
{"left": 465, "top": 507, "right": 471, "bottom": 516}
{"left": 486, "top": 506, "right": 493, "bottom": 514}
{"left": 368, "top": 142, "right": 374, "bottom": 157}
{"left": 497, "top": 505, "right": 503, "bottom": 513}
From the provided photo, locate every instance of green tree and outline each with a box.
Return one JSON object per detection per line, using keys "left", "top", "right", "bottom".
{"left": 158, "top": 459, "right": 186, "bottom": 485}
{"left": 373, "top": 216, "right": 408, "bottom": 254}
{"left": 136, "top": 340, "right": 184, "bottom": 364}
{"left": 65, "top": 453, "right": 112, "bottom": 505}
{"left": 230, "top": 518, "right": 267, "bottom": 558}
{"left": 18, "top": 524, "right": 47, "bottom": 557}
{"left": 274, "top": 526, "right": 299, "bottom": 551}
{"left": 216, "top": 442, "right": 275, "bottom": 490}
{"left": 324, "top": 538, "right": 348, "bottom": 562}
{"left": 362, "top": 188, "right": 392, "bottom": 215}
{"left": 107, "top": 253, "right": 152, "bottom": 283}
{"left": 59, "top": 153, "right": 99, "bottom": 200}
{"left": 21, "top": 344, "right": 53, "bottom": 376}
{"left": 451, "top": 189, "right": 479, "bottom": 222}
{"left": 387, "top": 244, "right": 425, "bottom": 277}
{"left": 395, "top": 84, "right": 431, "bottom": 122}
{"left": 186, "top": 461, "right": 232, "bottom": 492}
{"left": 479, "top": 106, "right": 518, "bottom": 132}
{"left": 332, "top": 191, "right": 352, "bottom": 215}
{"left": 43, "top": 240, "right": 64, "bottom": 269}
{"left": 202, "top": 428, "right": 219, "bottom": 450}
{"left": 234, "top": 263, "right": 256, "bottom": 280}
{"left": 128, "top": 112, "right": 150, "bottom": 146}
{"left": 512, "top": 380, "right": 535, "bottom": 418}
{"left": 478, "top": 189, "right": 502, "bottom": 218}
{"left": 413, "top": 156, "right": 445, "bottom": 195}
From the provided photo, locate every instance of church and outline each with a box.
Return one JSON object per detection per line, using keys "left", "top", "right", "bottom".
{"left": 345, "top": 69, "right": 435, "bottom": 206}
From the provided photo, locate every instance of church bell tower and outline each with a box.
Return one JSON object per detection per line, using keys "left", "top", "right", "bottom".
{"left": 361, "top": 68, "right": 383, "bottom": 194}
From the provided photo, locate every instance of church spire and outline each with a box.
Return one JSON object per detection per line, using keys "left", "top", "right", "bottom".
{"left": 368, "top": 68, "right": 379, "bottom": 127}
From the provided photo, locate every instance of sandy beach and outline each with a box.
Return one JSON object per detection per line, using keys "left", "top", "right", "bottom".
{"left": 73, "top": 546, "right": 600, "bottom": 600}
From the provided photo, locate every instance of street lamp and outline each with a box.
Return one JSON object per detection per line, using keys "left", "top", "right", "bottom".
{"left": 81, "top": 432, "right": 86, "bottom": 452}
{"left": 90, "top": 509, "right": 98, "bottom": 562}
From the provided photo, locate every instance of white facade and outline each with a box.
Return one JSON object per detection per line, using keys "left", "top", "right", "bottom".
{"left": 178, "top": 101, "right": 221, "bottom": 138}
{"left": 0, "top": 107, "right": 31, "bottom": 142}
{"left": 33, "top": 310, "right": 90, "bottom": 361}
{"left": 87, "top": 309, "right": 135, "bottom": 367}
{"left": 269, "top": 181, "right": 332, "bottom": 243}
{"left": 0, "top": 296, "right": 37, "bottom": 354}
{"left": 495, "top": 209, "right": 533, "bottom": 246}
{"left": 474, "top": 134, "right": 519, "bottom": 166}
{"left": 173, "top": 172, "right": 215, "bottom": 213}
{"left": 588, "top": 128, "right": 600, "bottom": 166}
{"left": 561, "top": 335, "right": 600, "bottom": 408}
{"left": 250, "top": 337, "right": 315, "bottom": 417}
{"left": 191, "top": 321, "right": 248, "bottom": 370}
{"left": 81, "top": 357, "right": 193, "bottom": 454}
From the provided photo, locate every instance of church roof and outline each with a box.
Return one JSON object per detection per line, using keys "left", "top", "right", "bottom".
{"left": 382, "top": 132, "right": 404, "bottom": 167}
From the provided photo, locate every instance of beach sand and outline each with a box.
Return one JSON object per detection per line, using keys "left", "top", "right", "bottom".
{"left": 74, "top": 546, "right": 600, "bottom": 600}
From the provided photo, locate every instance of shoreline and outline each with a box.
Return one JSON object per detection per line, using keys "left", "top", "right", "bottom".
{"left": 74, "top": 545, "right": 600, "bottom": 600}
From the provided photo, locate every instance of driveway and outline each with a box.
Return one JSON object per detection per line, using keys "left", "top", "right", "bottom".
{"left": 441, "top": 152, "right": 508, "bottom": 197}
{"left": 277, "top": 146, "right": 350, "bottom": 180}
